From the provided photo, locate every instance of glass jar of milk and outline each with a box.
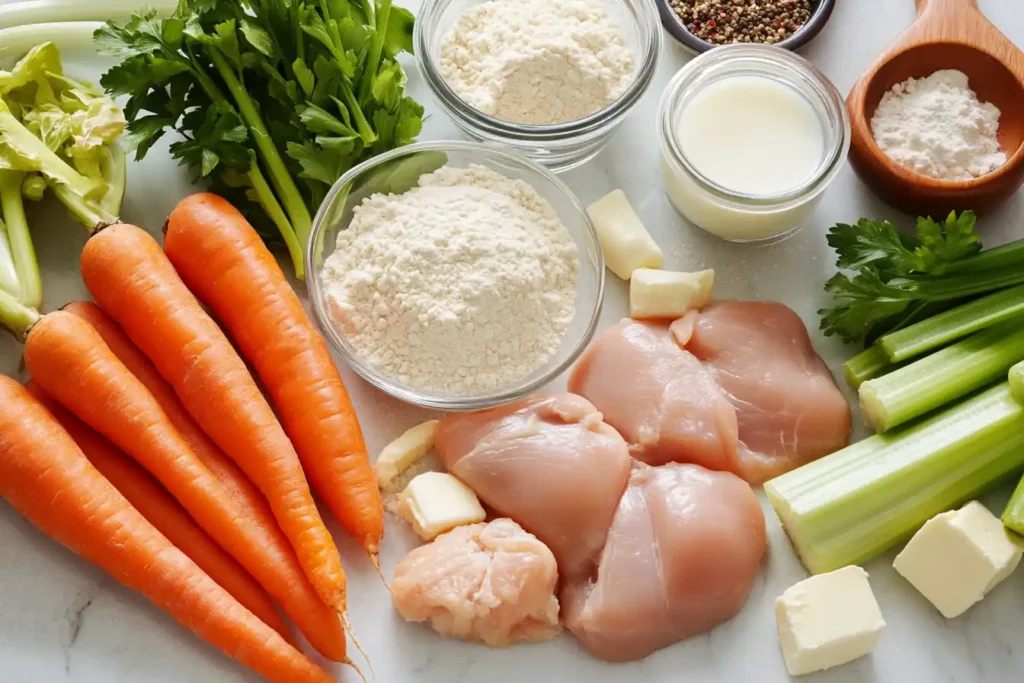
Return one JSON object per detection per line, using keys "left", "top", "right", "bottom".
{"left": 657, "top": 45, "right": 850, "bottom": 243}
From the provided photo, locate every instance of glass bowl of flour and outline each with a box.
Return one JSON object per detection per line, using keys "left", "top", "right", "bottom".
{"left": 306, "top": 141, "right": 606, "bottom": 411}
{"left": 414, "top": 0, "right": 661, "bottom": 172}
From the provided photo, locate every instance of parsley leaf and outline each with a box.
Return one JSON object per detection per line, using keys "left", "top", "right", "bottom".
{"left": 97, "top": 0, "right": 423, "bottom": 278}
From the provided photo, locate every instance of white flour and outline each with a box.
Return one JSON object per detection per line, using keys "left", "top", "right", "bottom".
{"left": 871, "top": 70, "right": 1006, "bottom": 181}
{"left": 439, "top": 0, "right": 635, "bottom": 125}
{"left": 322, "top": 165, "right": 579, "bottom": 396}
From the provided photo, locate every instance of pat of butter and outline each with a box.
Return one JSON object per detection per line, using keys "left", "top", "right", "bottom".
{"left": 375, "top": 420, "right": 439, "bottom": 492}
{"left": 586, "top": 189, "right": 664, "bottom": 280}
{"left": 893, "top": 501, "right": 1023, "bottom": 618}
{"left": 775, "top": 566, "right": 885, "bottom": 676}
{"left": 629, "top": 268, "right": 715, "bottom": 320}
{"left": 398, "top": 472, "right": 486, "bottom": 541}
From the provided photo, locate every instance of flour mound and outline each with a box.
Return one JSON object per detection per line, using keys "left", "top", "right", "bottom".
{"left": 322, "top": 165, "right": 579, "bottom": 396}
{"left": 871, "top": 69, "right": 1006, "bottom": 181}
{"left": 439, "top": 0, "right": 635, "bottom": 125}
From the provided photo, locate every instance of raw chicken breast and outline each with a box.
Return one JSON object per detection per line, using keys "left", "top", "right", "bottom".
{"left": 392, "top": 518, "right": 561, "bottom": 646}
{"left": 568, "top": 317, "right": 740, "bottom": 472}
{"left": 562, "top": 462, "right": 766, "bottom": 662}
{"left": 570, "top": 303, "right": 850, "bottom": 485}
{"left": 687, "top": 302, "right": 851, "bottom": 484}
{"left": 436, "top": 394, "right": 631, "bottom": 578}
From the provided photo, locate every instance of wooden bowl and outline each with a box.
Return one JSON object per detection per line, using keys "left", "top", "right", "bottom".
{"left": 847, "top": 0, "right": 1024, "bottom": 216}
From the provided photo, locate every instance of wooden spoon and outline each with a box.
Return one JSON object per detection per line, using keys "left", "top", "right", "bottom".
{"left": 847, "top": 0, "right": 1024, "bottom": 216}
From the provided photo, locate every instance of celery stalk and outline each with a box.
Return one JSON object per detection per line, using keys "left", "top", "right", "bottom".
{"left": 878, "top": 284, "right": 1024, "bottom": 363}
{"left": 843, "top": 346, "right": 890, "bottom": 388}
{"left": 1012, "top": 362, "right": 1024, "bottom": 405}
{"left": 0, "top": 218, "right": 19, "bottom": 297}
{"left": 860, "top": 322, "right": 1024, "bottom": 432}
{"left": 766, "top": 383, "right": 1024, "bottom": 574}
{"left": 0, "top": 170, "right": 41, "bottom": 309}
{"left": 0, "top": 286, "right": 41, "bottom": 341}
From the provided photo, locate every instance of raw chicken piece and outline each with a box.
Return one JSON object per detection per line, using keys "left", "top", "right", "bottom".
{"left": 568, "top": 317, "right": 741, "bottom": 472}
{"left": 392, "top": 518, "right": 561, "bottom": 646}
{"left": 687, "top": 302, "right": 851, "bottom": 484}
{"left": 570, "top": 303, "right": 851, "bottom": 485}
{"left": 436, "top": 394, "right": 631, "bottom": 578}
{"left": 562, "top": 462, "right": 766, "bottom": 662}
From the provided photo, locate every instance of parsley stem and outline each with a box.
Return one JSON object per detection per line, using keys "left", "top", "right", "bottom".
{"left": 360, "top": 0, "right": 392, "bottom": 101}
{"left": 247, "top": 164, "right": 305, "bottom": 279}
{"left": 207, "top": 46, "right": 313, "bottom": 249}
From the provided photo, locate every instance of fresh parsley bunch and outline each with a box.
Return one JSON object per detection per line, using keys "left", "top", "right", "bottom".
{"left": 96, "top": 0, "right": 421, "bottom": 278}
{"left": 819, "top": 211, "right": 1024, "bottom": 346}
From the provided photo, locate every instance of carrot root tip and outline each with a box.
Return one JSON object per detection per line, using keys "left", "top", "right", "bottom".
{"left": 340, "top": 613, "right": 374, "bottom": 680}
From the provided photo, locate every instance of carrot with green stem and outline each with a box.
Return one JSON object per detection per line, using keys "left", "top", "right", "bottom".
{"left": 79, "top": 224, "right": 347, "bottom": 612}
{"left": 165, "top": 193, "right": 383, "bottom": 560}
{"left": 25, "top": 380, "right": 293, "bottom": 645}
{"left": 60, "top": 301, "right": 349, "bottom": 657}
{"left": 0, "top": 377, "right": 334, "bottom": 683}
{"left": 22, "top": 310, "right": 348, "bottom": 662}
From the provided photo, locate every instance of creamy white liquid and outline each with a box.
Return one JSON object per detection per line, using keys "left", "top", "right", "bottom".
{"left": 678, "top": 75, "right": 825, "bottom": 196}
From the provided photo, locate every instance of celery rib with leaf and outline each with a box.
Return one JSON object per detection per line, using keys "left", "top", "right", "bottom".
{"left": 766, "top": 383, "right": 1024, "bottom": 574}
{"left": 859, "top": 322, "right": 1024, "bottom": 432}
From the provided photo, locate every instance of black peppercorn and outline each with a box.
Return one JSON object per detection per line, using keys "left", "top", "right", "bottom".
{"left": 667, "top": 0, "right": 812, "bottom": 46}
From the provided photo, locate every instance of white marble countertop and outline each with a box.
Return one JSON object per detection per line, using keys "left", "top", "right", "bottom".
{"left": 2, "top": 1, "right": 1024, "bottom": 681}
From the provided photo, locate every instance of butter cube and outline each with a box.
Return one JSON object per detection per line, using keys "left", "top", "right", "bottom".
{"left": 375, "top": 420, "right": 439, "bottom": 492}
{"left": 586, "top": 189, "right": 664, "bottom": 280}
{"left": 893, "top": 501, "right": 1023, "bottom": 618}
{"left": 629, "top": 268, "right": 715, "bottom": 319}
{"left": 398, "top": 472, "right": 486, "bottom": 541}
{"left": 775, "top": 566, "right": 885, "bottom": 676}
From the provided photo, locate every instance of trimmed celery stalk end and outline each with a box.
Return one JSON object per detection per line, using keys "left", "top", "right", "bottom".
{"left": 1002, "top": 476, "right": 1024, "bottom": 536}
{"left": 766, "top": 384, "right": 1024, "bottom": 574}
{"left": 859, "top": 323, "right": 1024, "bottom": 433}
{"left": 843, "top": 346, "right": 889, "bottom": 389}
{"left": 1012, "top": 362, "right": 1024, "bottom": 406}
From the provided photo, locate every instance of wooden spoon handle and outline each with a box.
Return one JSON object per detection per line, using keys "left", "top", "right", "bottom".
{"left": 915, "top": 0, "right": 978, "bottom": 14}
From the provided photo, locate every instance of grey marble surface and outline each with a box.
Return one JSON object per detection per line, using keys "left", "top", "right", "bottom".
{"left": 2, "top": 0, "right": 1024, "bottom": 681}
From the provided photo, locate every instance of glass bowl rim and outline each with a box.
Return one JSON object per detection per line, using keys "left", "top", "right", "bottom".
{"left": 304, "top": 140, "right": 607, "bottom": 411}
{"left": 413, "top": 0, "right": 663, "bottom": 140}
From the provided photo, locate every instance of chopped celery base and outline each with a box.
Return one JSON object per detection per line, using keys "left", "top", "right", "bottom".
{"left": 766, "top": 384, "right": 1024, "bottom": 574}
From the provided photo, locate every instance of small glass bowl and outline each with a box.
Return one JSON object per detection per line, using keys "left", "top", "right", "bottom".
{"left": 657, "top": 45, "right": 850, "bottom": 243}
{"left": 414, "top": 0, "right": 661, "bottom": 172}
{"left": 305, "top": 141, "right": 606, "bottom": 411}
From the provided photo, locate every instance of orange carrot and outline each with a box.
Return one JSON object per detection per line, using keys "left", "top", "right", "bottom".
{"left": 0, "top": 377, "right": 334, "bottom": 683}
{"left": 23, "top": 310, "right": 347, "bottom": 661}
{"left": 79, "top": 224, "right": 345, "bottom": 612}
{"left": 166, "top": 194, "right": 383, "bottom": 557}
{"left": 25, "top": 380, "right": 293, "bottom": 645}
{"left": 61, "top": 301, "right": 349, "bottom": 659}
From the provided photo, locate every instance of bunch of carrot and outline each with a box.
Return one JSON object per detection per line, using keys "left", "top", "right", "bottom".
{"left": 0, "top": 195, "right": 383, "bottom": 683}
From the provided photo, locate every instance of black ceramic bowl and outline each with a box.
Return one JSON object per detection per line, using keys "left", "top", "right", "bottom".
{"left": 656, "top": 0, "right": 836, "bottom": 54}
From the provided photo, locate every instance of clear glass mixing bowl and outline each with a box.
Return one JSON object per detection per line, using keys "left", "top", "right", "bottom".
{"left": 305, "top": 141, "right": 605, "bottom": 411}
{"left": 414, "top": 0, "right": 662, "bottom": 172}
